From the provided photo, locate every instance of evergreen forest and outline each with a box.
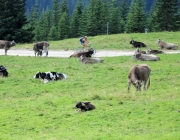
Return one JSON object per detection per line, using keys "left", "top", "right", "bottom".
{"left": 0, "top": 0, "right": 180, "bottom": 43}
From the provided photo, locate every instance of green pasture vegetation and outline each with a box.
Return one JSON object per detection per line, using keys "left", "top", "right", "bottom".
{"left": 1, "top": 32, "right": 180, "bottom": 140}
{"left": 17, "top": 31, "right": 180, "bottom": 51}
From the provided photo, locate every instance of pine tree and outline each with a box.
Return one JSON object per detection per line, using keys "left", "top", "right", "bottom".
{"left": 109, "top": 1, "right": 121, "bottom": 34}
{"left": 100, "top": 0, "right": 110, "bottom": 34}
{"left": 87, "top": 0, "right": 103, "bottom": 36}
{"left": 52, "top": 0, "right": 60, "bottom": 29}
{"left": 78, "top": 7, "right": 89, "bottom": 36}
{"left": 151, "top": 0, "right": 179, "bottom": 31}
{"left": 119, "top": 0, "right": 129, "bottom": 33}
{"left": 58, "top": 0, "right": 70, "bottom": 39}
{"left": 126, "top": 0, "right": 146, "bottom": 33}
{"left": 0, "top": 0, "right": 33, "bottom": 42}
{"left": 125, "top": 0, "right": 136, "bottom": 33}
{"left": 69, "top": 0, "right": 83, "bottom": 38}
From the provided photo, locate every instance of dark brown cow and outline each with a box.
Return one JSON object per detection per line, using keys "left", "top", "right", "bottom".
{"left": 75, "top": 101, "right": 96, "bottom": 112}
{"left": 70, "top": 48, "right": 95, "bottom": 58}
{"left": 33, "top": 41, "right": 49, "bottom": 57}
{"left": 146, "top": 48, "right": 164, "bottom": 54}
{"left": 128, "top": 64, "right": 151, "bottom": 92}
{"left": 0, "top": 40, "right": 16, "bottom": 55}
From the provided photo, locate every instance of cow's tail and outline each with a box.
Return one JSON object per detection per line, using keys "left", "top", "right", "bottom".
{"left": 147, "top": 78, "right": 150, "bottom": 90}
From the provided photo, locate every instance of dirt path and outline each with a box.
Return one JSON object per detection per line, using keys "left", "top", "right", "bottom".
{"left": 0, "top": 49, "right": 180, "bottom": 57}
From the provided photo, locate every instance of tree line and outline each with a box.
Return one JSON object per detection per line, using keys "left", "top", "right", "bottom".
{"left": 0, "top": 0, "right": 180, "bottom": 43}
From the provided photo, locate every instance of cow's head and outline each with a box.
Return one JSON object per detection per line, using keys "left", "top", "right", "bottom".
{"left": 130, "top": 39, "right": 134, "bottom": 44}
{"left": 75, "top": 101, "right": 88, "bottom": 111}
{"left": 134, "top": 80, "right": 141, "bottom": 91}
{"left": 10, "top": 40, "right": 16, "bottom": 47}
{"left": 34, "top": 71, "right": 40, "bottom": 78}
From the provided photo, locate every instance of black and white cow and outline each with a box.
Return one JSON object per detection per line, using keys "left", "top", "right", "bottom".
{"left": 34, "top": 71, "right": 67, "bottom": 83}
{"left": 0, "top": 65, "right": 8, "bottom": 77}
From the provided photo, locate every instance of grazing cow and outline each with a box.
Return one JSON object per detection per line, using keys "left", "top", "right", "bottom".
{"left": 0, "top": 40, "right": 16, "bottom": 55}
{"left": 75, "top": 101, "right": 96, "bottom": 112}
{"left": 128, "top": 64, "right": 151, "bottom": 92}
{"left": 70, "top": 48, "right": 95, "bottom": 58}
{"left": 130, "top": 39, "right": 146, "bottom": 48}
{"left": 133, "top": 53, "right": 160, "bottom": 61}
{"left": 33, "top": 41, "right": 49, "bottom": 57}
{"left": 79, "top": 55, "right": 104, "bottom": 64}
{"left": 34, "top": 71, "right": 67, "bottom": 83}
{"left": 0, "top": 65, "right": 8, "bottom": 77}
{"left": 146, "top": 48, "right": 164, "bottom": 54}
{"left": 157, "top": 39, "right": 178, "bottom": 50}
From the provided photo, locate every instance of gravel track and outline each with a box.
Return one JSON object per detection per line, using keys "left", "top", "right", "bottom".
{"left": 0, "top": 49, "right": 180, "bottom": 57}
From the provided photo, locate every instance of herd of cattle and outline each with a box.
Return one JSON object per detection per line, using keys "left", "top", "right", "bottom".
{"left": 0, "top": 38, "right": 179, "bottom": 111}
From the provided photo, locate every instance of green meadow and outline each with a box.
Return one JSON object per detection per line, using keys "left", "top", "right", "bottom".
{"left": 0, "top": 32, "right": 180, "bottom": 140}
{"left": 17, "top": 31, "right": 180, "bottom": 51}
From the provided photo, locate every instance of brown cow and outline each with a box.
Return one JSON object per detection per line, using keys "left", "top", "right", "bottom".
{"left": 33, "top": 41, "right": 49, "bottom": 57}
{"left": 128, "top": 64, "right": 151, "bottom": 92}
{"left": 157, "top": 39, "right": 178, "bottom": 50}
{"left": 0, "top": 40, "right": 16, "bottom": 55}
{"left": 79, "top": 55, "right": 104, "bottom": 64}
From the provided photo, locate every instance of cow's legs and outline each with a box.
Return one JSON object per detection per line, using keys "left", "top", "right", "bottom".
{"left": 143, "top": 80, "right": 147, "bottom": 90}
{"left": 5, "top": 49, "right": 7, "bottom": 55}
{"left": 128, "top": 81, "right": 131, "bottom": 93}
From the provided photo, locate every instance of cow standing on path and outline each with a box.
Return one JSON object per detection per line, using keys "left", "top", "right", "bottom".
{"left": 128, "top": 64, "right": 151, "bottom": 92}
{"left": 33, "top": 41, "right": 49, "bottom": 57}
{"left": 0, "top": 40, "right": 16, "bottom": 55}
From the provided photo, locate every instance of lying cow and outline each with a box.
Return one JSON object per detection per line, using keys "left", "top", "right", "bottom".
{"left": 157, "top": 39, "right": 178, "bottom": 50}
{"left": 34, "top": 71, "right": 67, "bottom": 83}
{"left": 75, "top": 101, "right": 96, "bottom": 112}
{"left": 130, "top": 39, "right": 146, "bottom": 48}
{"left": 128, "top": 64, "right": 151, "bottom": 92}
{"left": 0, "top": 40, "right": 16, "bottom": 55}
{"left": 146, "top": 48, "right": 164, "bottom": 54}
{"left": 70, "top": 48, "right": 95, "bottom": 58}
{"left": 0, "top": 65, "right": 8, "bottom": 77}
{"left": 33, "top": 41, "right": 49, "bottom": 57}
{"left": 133, "top": 53, "right": 160, "bottom": 61}
{"left": 135, "top": 48, "right": 146, "bottom": 54}
{"left": 79, "top": 55, "right": 104, "bottom": 64}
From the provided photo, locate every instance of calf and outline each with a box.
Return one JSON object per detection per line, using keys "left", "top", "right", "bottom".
{"left": 75, "top": 101, "right": 96, "bottom": 112}
{"left": 0, "top": 40, "right": 16, "bottom": 55}
{"left": 33, "top": 41, "right": 49, "bottom": 57}
{"left": 70, "top": 48, "right": 95, "bottom": 58}
{"left": 0, "top": 65, "right": 8, "bottom": 77}
{"left": 133, "top": 53, "right": 160, "bottom": 61}
{"left": 79, "top": 55, "right": 104, "bottom": 64}
{"left": 128, "top": 64, "right": 151, "bottom": 92}
{"left": 130, "top": 39, "right": 146, "bottom": 48}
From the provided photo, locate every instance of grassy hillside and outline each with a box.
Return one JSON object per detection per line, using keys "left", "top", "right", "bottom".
{"left": 17, "top": 31, "right": 180, "bottom": 51}
{"left": 0, "top": 47, "right": 180, "bottom": 139}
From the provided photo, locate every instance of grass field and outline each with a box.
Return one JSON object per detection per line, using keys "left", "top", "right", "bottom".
{"left": 17, "top": 31, "right": 180, "bottom": 51}
{"left": 1, "top": 32, "right": 180, "bottom": 140}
